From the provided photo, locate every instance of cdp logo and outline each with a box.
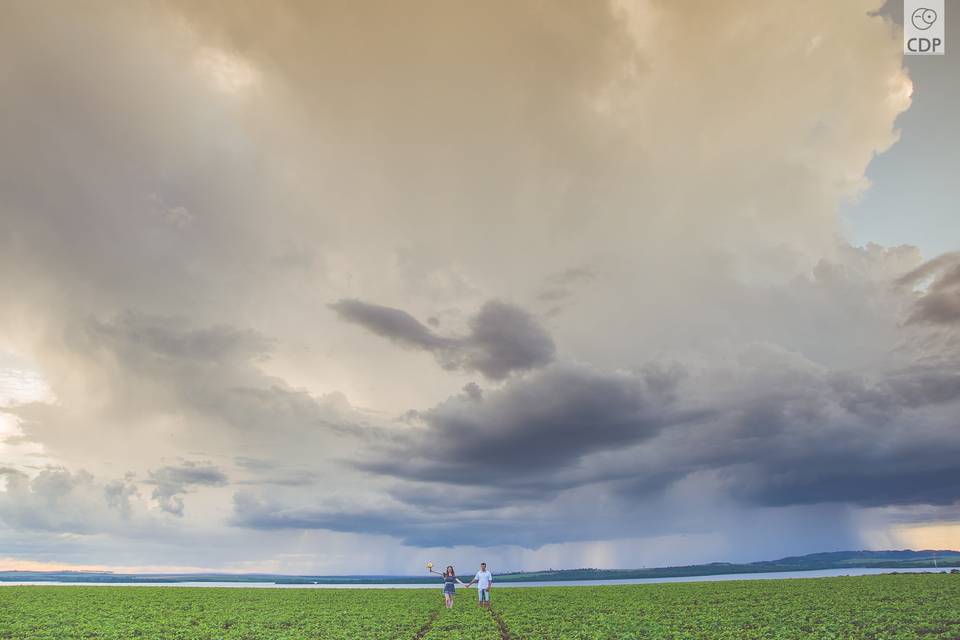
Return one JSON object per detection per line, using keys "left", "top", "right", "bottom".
{"left": 911, "top": 7, "right": 937, "bottom": 30}
{"left": 904, "top": 0, "right": 945, "bottom": 55}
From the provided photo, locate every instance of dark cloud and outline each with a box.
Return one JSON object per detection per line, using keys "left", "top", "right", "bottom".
{"left": 330, "top": 299, "right": 555, "bottom": 379}
{"left": 361, "top": 363, "right": 697, "bottom": 488}
{"left": 464, "top": 301, "right": 556, "bottom": 379}
{"left": 898, "top": 252, "right": 960, "bottom": 325}
{"left": 461, "top": 382, "right": 483, "bottom": 402}
{"left": 729, "top": 465, "right": 960, "bottom": 508}
{"left": 322, "top": 350, "right": 960, "bottom": 546}
{"left": 147, "top": 462, "right": 227, "bottom": 516}
{"left": 385, "top": 482, "right": 545, "bottom": 513}
{"left": 883, "top": 368, "right": 960, "bottom": 407}
{"left": 328, "top": 299, "right": 445, "bottom": 351}
{"left": 677, "top": 364, "right": 960, "bottom": 509}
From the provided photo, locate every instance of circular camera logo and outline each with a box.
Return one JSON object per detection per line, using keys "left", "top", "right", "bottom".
{"left": 911, "top": 7, "right": 938, "bottom": 30}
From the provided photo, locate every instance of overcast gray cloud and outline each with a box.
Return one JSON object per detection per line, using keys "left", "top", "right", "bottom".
{"left": 147, "top": 462, "right": 228, "bottom": 516}
{"left": 103, "top": 474, "right": 140, "bottom": 519}
{"left": 231, "top": 490, "right": 598, "bottom": 548}
{"left": 0, "top": 467, "right": 148, "bottom": 535}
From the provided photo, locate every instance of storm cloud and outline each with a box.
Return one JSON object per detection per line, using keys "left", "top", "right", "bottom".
{"left": 357, "top": 342, "right": 960, "bottom": 537}
{"left": 363, "top": 363, "right": 692, "bottom": 486}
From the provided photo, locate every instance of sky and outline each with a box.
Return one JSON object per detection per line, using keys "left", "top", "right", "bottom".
{"left": 0, "top": 0, "right": 958, "bottom": 575}
{"left": 843, "top": 0, "right": 960, "bottom": 255}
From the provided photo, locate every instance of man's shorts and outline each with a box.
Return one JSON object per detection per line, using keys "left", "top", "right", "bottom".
{"left": 478, "top": 588, "right": 490, "bottom": 602}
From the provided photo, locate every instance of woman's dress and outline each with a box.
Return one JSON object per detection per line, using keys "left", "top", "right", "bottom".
{"left": 443, "top": 574, "right": 457, "bottom": 595}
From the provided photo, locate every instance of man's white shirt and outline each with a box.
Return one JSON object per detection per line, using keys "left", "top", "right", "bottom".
{"left": 474, "top": 570, "right": 492, "bottom": 589}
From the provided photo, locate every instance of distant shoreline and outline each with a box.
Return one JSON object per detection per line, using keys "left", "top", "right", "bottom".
{"left": 2, "top": 549, "right": 958, "bottom": 585}
{"left": 0, "top": 567, "right": 956, "bottom": 589}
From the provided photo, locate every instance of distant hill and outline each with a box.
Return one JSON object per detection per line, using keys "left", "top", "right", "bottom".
{"left": 2, "top": 549, "right": 958, "bottom": 584}
{"left": 487, "top": 549, "right": 960, "bottom": 583}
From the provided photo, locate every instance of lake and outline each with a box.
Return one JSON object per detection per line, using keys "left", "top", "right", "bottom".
{"left": 0, "top": 567, "right": 951, "bottom": 588}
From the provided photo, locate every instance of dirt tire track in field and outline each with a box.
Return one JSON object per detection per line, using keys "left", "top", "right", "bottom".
{"left": 489, "top": 607, "right": 511, "bottom": 640}
{"left": 413, "top": 609, "right": 439, "bottom": 639}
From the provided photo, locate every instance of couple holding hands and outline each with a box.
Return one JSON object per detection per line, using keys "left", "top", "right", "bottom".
{"left": 427, "top": 561, "right": 493, "bottom": 609}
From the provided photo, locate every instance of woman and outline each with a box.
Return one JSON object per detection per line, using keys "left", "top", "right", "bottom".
{"left": 429, "top": 564, "right": 466, "bottom": 608}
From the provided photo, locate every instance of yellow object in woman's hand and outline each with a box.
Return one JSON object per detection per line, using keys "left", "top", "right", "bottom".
{"left": 426, "top": 562, "right": 433, "bottom": 570}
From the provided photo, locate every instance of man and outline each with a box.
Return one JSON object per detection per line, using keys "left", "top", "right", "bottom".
{"left": 467, "top": 562, "right": 493, "bottom": 608}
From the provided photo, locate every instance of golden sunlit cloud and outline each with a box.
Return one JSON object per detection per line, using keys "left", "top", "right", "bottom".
{"left": 194, "top": 47, "right": 260, "bottom": 94}
{"left": 862, "top": 522, "right": 960, "bottom": 551}
{"left": 889, "top": 523, "right": 960, "bottom": 550}
{"left": 0, "top": 557, "right": 214, "bottom": 574}
{"left": 0, "top": 366, "right": 52, "bottom": 407}
{"left": 0, "top": 362, "right": 53, "bottom": 461}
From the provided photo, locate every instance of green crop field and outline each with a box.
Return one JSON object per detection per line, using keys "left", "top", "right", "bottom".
{"left": 1, "top": 574, "right": 958, "bottom": 639}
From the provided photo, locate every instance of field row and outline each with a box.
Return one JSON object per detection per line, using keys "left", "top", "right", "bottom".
{"left": 0, "top": 573, "right": 958, "bottom": 638}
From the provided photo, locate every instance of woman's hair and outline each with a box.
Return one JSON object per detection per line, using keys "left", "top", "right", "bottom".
{"left": 445, "top": 565, "right": 455, "bottom": 576}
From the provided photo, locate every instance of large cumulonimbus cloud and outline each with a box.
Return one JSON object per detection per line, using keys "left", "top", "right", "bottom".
{"left": 2, "top": 0, "right": 956, "bottom": 571}
{"left": 330, "top": 299, "right": 556, "bottom": 379}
